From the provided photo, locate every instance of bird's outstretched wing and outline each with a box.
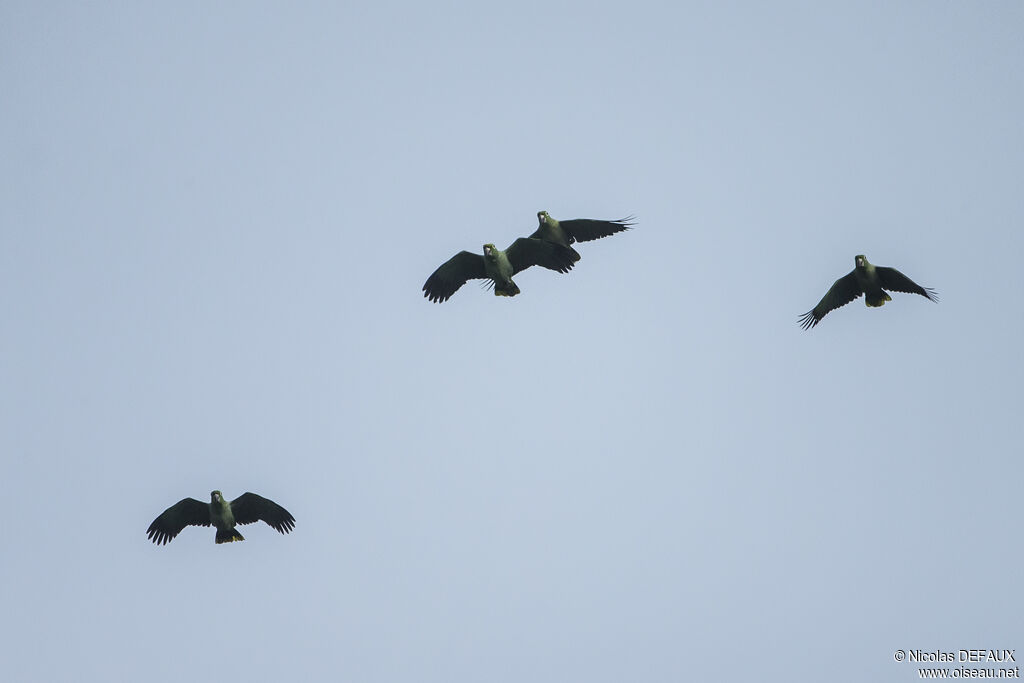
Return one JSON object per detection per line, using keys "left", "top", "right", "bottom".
{"left": 505, "top": 238, "right": 580, "bottom": 275}
{"left": 230, "top": 493, "right": 296, "bottom": 534}
{"left": 560, "top": 217, "right": 634, "bottom": 243}
{"left": 422, "top": 251, "right": 487, "bottom": 303}
{"left": 876, "top": 267, "right": 938, "bottom": 302}
{"left": 799, "top": 270, "right": 862, "bottom": 329}
{"left": 147, "top": 497, "right": 210, "bottom": 545}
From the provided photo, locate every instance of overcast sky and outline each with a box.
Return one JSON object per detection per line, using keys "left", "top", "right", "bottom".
{"left": 2, "top": 2, "right": 1022, "bottom": 681}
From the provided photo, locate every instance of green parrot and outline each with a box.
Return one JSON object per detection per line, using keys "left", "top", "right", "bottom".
{"left": 147, "top": 490, "right": 295, "bottom": 545}
{"left": 423, "top": 238, "right": 580, "bottom": 303}
{"left": 799, "top": 254, "right": 938, "bottom": 329}
{"left": 530, "top": 210, "right": 634, "bottom": 247}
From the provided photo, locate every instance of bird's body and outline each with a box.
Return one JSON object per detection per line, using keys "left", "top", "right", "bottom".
{"left": 530, "top": 211, "right": 634, "bottom": 247}
{"left": 799, "top": 254, "right": 937, "bottom": 329}
{"left": 208, "top": 491, "right": 244, "bottom": 543}
{"left": 482, "top": 242, "right": 520, "bottom": 297}
{"left": 423, "top": 238, "right": 579, "bottom": 303}
{"left": 852, "top": 257, "right": 891, "bottom": 308}
{"left": 147, "top": 490, "right": 295, "bottom": 545}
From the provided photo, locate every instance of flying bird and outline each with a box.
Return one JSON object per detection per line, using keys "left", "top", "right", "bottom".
{"left": 799, "top": 254, "right": 937, "bottom": 329}
{"left": 529, "top": 210, "right": 634, "bottom": 247}
{"left": 423, "top": 238, "right": 580, "bottom": 303}
{"left": 146, "top": 490, "right": 295, "bottom": 545}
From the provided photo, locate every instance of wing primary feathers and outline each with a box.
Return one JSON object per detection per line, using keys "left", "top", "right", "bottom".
{"left": 230, "top": 492, "right": 296, "bottom": 535}
{"left": 875, "top": 266, "right": 939, "bottom": 302}
{"left": 422, "top": 250, "right": 487, "bottom": 303}
{"left": 798, "top": 271, "right": 862, "bottom": 330}
{"left": 146, "top": 497, "right": 210, "bottom": 545}
{"left": 561, "top": 217, "right": 634, "bottom": 243}
{"left": 797, "top": 311, "right": 819, "bottom": 330}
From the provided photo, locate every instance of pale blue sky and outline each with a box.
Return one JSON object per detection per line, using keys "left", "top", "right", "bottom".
{"left": 2, "top": 2, "right": 1022, "bottom": 682}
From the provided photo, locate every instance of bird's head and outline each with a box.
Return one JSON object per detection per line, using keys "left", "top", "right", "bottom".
{"left": 855, "top": 254, "right": 868, "bottom": 268}
{"left": 537, "top": 210, "right": 550, "bottom": 226}
{"left": 210, "top": 490, "right": 223, "bottom": 503}
{"left": 483, "top": 243, "right": 497, "bottom": 260}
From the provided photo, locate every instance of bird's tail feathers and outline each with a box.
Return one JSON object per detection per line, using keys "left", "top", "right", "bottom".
{"left": 494, "top": 282, "right": 521, "bottom": 297}
{"left": 865, "top": 292, "right": 892, "bottom": 307}
{"left": 216, "top": 528, "right": 245, "bottom": 544}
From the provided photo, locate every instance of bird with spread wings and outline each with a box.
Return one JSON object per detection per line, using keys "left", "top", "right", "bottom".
{"left": 147, "top": 490, "right": 295, "bottom": 545}
{"left": 423, "top": 238, "right": 579, "bottom": 303}
{"left": 799, "top": 254, "right": 937, "bottom": 329}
